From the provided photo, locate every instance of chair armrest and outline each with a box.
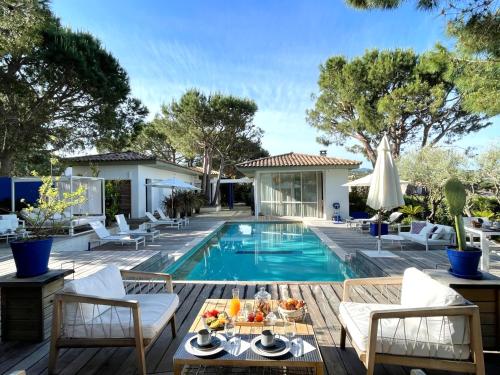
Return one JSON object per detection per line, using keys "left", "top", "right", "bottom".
{"left": 120, "top": 270, "right": 173, "bottom": 293}
{"left": 55, "top": 292, "right": 139, "bottom": 309}
{"left": 343, "top": 277, "right": 403, "bottom": 301}
{"left": 370, "top": 304, "right": 478, "bottom": 320}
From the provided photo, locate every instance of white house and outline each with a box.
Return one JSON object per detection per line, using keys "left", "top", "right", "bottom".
{"left": 236, "top": 152, "right": 360, "bottom": 220}
{"left": 66, "top": 151, "right": 202, "bottom": 218}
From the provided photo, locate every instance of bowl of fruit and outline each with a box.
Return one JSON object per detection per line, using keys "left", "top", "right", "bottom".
{"left": 202, "top": 309, "right": 228, "bottom": 330}
{"left": 278, "top": 298, "right": 306, "bottom": 322}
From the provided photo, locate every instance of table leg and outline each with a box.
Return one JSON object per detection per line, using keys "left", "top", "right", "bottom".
{"left": 173, "top": 360, "right": 183, "bottom": 375}
{"left": 315, "top": 363, "right": 325, "bottom": 375}
{"left": 480, "top": 234, "right": 490, "bottom": 272}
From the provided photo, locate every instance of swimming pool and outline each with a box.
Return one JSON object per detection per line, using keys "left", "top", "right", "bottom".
{"left": 165, "top": 222, "right": 357, "bottom": 281}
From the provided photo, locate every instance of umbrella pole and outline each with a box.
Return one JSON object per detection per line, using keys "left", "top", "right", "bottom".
{"left": 378, "top": 209, "right": 382, "bottom": 252}
{"left": 172, "top": 188, "right": 174, "bottom": 218}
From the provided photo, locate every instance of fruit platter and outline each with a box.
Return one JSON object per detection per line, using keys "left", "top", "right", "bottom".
{"left": 277, "top": 298, "right": 307, "bottom": 322}
{"left": 201, "top": 309, "right": 228, "bottom": 330}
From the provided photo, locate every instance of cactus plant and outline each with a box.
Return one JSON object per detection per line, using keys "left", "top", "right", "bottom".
{"left": 444, "top": 177, "right": 467, "bottom": 251}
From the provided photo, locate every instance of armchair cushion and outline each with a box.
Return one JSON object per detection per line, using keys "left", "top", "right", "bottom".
{"left": 401, "top": 268, "right": 467, "bottom": 308}
{"left": 339, "top": 302, "right": 470, "bottom": 360}
{"left": 64, "top": 293, "right": 179, "bottom": 339}
{"left": 62, "top": 265, "right": 126, "bottom": 322}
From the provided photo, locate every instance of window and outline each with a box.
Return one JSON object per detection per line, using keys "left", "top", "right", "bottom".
{"left": 259, "top": 171, "right": 322, "bottom": 217}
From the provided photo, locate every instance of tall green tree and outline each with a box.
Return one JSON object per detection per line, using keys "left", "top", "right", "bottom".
{"left": 153, "top": 89, "right": 261, "bottom": 204}
{"left": 0, "top": 2, "right": 147, "bottom": 175}
{"left": 345, "top": 0, "right": 500, "bottom": 115}
{"left": 307, "top": 48, "right": 490, "bottom": 165}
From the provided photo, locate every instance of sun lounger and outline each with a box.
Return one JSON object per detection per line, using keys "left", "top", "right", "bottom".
{"left": 115, "top": 214, "right": 160, "bottom": 242}
{"left": 145, "top": 212, "right": 181, "bottom": 229}
{"left": 156, "top": 208, "right": 189, "bottom": 226}
{"left": 89, "top": 221, "right": 145, "bottom": 250}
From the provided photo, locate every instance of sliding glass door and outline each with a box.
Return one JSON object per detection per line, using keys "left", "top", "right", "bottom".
{"left": 259, "top": 171, "right": 322, "bottom": 217}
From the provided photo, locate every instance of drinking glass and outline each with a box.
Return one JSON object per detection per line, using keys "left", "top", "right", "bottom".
{"left": 225, "top": 320, "right": 237, "bottom": 349}
{"left": 284, "top": 318, "right": 296, "bottom": 345}
{"left": 229, "top": 288, "right": 241, "bottom": 319}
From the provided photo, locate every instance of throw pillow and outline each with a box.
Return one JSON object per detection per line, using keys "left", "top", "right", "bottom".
{"left": 428, "top": 225, "right": 439, "bottom": 239}
{"left": 431, "top": 226, "right": 445, "bottom": 240}
{"left": 410, "top": 221, "right": 427, "bottom": 234}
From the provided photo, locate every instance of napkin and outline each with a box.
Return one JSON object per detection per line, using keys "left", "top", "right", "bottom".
{"left": 290, "top": 338, "right": 316, "bottom": 357}
{"left": 224, "top": 337, "right": 250, "bottom": 356}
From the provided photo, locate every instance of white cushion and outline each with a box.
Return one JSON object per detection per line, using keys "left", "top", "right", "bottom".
{"left": 63, "top": 293, "right": 179, "bottom": 339}
{"left": 401, "top": 268, "right": 468, "bottom": 307}
{"left": 63, "top": 265, "right": 126, "bottom": 322}
{"left": 339, "top": 302, "right": 470, "bottom": 360}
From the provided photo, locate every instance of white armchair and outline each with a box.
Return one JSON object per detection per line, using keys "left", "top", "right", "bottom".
{"left": 339, "top": 268, "right": 485, "bottom": 375}
{"left": 48, "top": 265, "right": 178, "bottom": 375}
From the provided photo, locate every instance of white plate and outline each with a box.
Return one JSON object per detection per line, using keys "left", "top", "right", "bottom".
{"left": 250, "top": 334, "right": 291, "bottom": 357}
{"left": 185, "top": 333, "right": 227, "bottom": 357}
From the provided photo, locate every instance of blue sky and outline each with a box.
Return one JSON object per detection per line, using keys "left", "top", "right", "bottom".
{"left": 52, "top": 0, "right": 498, "bottom": 167}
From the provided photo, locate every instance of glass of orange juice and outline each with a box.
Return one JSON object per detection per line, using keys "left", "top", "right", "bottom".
{"left": 229, "top": 288, "right": 240, "bottom": 320}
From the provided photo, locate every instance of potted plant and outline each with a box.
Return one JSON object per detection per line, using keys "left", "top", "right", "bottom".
{"left": 444, "top": 177, "right": 482, "bottom": 279}
{"left": 10, "top": 175, "right": 86, "bottom": 278}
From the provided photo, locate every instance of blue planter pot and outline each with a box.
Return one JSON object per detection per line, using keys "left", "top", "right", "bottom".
{"left": 10, "top": 238, "right": 53, "bottom": 278}
{"left": 446, "top": 247, "right": 482, "bottom": 279}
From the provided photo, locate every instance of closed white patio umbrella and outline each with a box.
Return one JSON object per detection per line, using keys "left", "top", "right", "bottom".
{"left": 364, "top": 135, "right": 405, "bottom": 257}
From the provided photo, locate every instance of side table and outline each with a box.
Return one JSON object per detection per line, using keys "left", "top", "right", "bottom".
{"left": 0, "top": 269, "right": 74, "bottom": 342}
{"left": 424, "top": 268, "right": 500, "bottom": 350}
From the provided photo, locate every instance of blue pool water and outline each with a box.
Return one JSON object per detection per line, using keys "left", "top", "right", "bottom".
{"left": 166, "top": 222, "right": 357, "bottom": 281}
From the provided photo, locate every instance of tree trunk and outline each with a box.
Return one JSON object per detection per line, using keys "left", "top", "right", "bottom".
{"left": 212, "top": 156, "right": 224, "bottom": 206}
{"left": 0, "top": 153, "right": 14, "bottom": 176}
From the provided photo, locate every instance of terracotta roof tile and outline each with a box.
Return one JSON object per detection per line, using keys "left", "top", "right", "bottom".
{"left": 64, "top": 151, "right": 155, "bottom": 163}
{"left": 236, "top": 152, "right": 360, "bottom": 168}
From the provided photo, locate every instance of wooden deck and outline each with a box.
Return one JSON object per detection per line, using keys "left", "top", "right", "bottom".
{"left": 1, "top": 218, "right": 500, "bottom": 374}
{"left": 1, "top": 281, "right": 499, "bottom": 375}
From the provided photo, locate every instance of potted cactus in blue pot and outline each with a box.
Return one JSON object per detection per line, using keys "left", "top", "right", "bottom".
{"left": 444, "top": 177, "right": 482, "bottom": 279}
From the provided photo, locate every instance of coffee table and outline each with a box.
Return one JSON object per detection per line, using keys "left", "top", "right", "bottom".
{"left": 380, "top": 234, "right": 405, "bottom": 250}
{"left": 173, "top": 299, "right": 324, "bottom": 375}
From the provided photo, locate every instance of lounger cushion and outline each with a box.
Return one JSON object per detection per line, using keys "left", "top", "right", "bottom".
{"left": 63, "top": 265, "right": 126, "bottom": 322}
{"left": 401, "top": 268, "right": 468, "bottom": 307}
{"left": 63, "top": 293, "right": 179, "bottom": 339}
{"left": 339, "top": 302, "right": 470, "bottom": 360}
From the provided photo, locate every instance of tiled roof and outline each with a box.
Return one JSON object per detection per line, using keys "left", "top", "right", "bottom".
{"left": 64, "top": 151, "right": 155, "bottom": 163}
{"left": 236, "top": 152, "right": 361, "bottom": 168}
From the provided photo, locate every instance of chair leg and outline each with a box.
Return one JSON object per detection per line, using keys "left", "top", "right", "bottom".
{"left": 340, "top": 326, "right": 346, "bottom": 349}
{"left": 135, "top": 337, "right": 146, "bottom": 375}
{"left": 171, "top": 314, "right": 177, "bottom": 337}
{"left": 48, "top": 298, "right": 62, "bottom": 374}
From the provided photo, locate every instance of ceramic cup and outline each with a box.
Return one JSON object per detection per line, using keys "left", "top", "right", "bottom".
{"left": 197, "top": 328, "right": 212, "bottom": 346}
{"left": 261, "top": 329, "right": 276, "bottom": 347}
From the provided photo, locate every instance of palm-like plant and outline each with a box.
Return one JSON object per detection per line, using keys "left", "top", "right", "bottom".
{"left": 399, "top": 205, "right": 423, "bottom": 219}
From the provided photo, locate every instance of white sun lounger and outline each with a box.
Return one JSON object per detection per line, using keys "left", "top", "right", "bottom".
{"left": 89, "top": 221, "right": 145, "bottom": 250}
{"left": 145, "top": 212, "right": 181, "bottom": 229}
{"left": 115, "top": 214, "right": 160, "bottom": 242}
{"left": 156, "top": 208, "right": 189, "bottom": 226}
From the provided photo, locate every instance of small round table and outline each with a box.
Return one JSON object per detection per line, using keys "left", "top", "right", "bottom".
{"left": 380, "top": 234, "right": 405, "bottom": 250}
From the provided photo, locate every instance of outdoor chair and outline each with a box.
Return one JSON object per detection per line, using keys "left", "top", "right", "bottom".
{"left": 339, "top": 267, "right": 484, "bottom": 375}
{"left": 115, "top": 214, "right": 160, "bottom": 242}
{"left": 145, "top": 211, "right": 181, "bottom": 229}
{"left": 398, "top": 221, "right": 454, "bottom": 251}
{"left": 156, "top": 207, "right": 189, "bottom": 226}
{"left": 89, "top": 221, "right": 146, "bottom": 250}
{"left": 48, "top": 264, "right": 178, "bottom": 375}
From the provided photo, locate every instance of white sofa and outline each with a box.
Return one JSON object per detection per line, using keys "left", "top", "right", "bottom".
{"left": 48, "top": 265, "right": 178, "bottom": 375}
{"left": 339, "top": 267, "right": 485, "bottom": 375}
{"left": 398, "top": 221, "right": 455, "bottom": 251}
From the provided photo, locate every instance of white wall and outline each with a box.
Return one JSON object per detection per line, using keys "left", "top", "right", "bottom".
{"left": 72, "top": 164, "right": 200, "bottom": 218}
{"left": 323, "top": 168, "right": 350, "bottom": 220}
{"left": 72, "top": 165, "right": 140, "bottom": 217}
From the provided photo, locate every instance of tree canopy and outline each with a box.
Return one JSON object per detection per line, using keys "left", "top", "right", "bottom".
{"left": 345, "top": 0, "right": 500, "bottom": 115}
{"left": 0, "top": 1, "right": 147, "bottom": 175}
{"left": 307, "top": 47, "right": 490, "bottom": 165}
{"left": 149, "top": 89, "right": 263, "bottom": 204}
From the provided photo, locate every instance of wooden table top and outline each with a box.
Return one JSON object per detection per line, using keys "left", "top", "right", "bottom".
{"left": 189, "top": 299, "right": 315, "bottom": 336}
